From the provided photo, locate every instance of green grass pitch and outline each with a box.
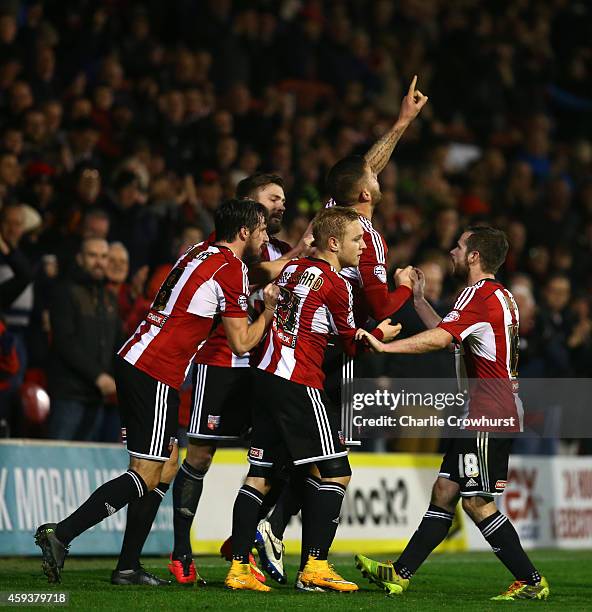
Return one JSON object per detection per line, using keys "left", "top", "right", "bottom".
{"left": 1, "top": 551, "right": 590, "bottom": 611}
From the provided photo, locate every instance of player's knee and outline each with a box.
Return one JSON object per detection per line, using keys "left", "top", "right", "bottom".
{"left": 322, "top": 474, "right": 351, "bottom": 488}
{"left": 461, "top": 496, "right": 477, "bottom": 515}
{"left": 316, "top": 456, "right": 351, "bottom": 479}
{"left": 130, "top": 460, "right": 163, "bottom": 491}
{"left": 246, "top": 465, "right": 273, "bottom": 494}
{"left": 309, "top": 464, "right": 321, "bottom": 479}
{"left": 244, "top": 472, "right": 272, "bottom": 496}
{"left": 186, "top": 442, "right": 216, "bottom": 473}
{"left": 431, "top": 477, "right": 459, "bottom": 512}
{"left": 462, "top": 495, "right": 496, "bottom": 522}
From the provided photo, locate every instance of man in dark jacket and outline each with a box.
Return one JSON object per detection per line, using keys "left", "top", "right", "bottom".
{"left": 48, "top": 237, "right": 124, "bottom": 440}
{"left": 0, "top": 212, "right": 34, "bottom": 436}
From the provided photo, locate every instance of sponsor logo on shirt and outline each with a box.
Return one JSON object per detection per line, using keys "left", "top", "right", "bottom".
{"left": 238, "top": 295, "right": 248, "bottom": 311}
{"left": 275, "top": 326, "right": 297, "bottom": 348}
{"left": 442, "top": 310, "right": 460, "bottom": 323}
{"left": 373, "top": 265, "right": 387, "bottom": 284}
{"left": 465, "top": 477, "right": 479, "bottom": 487}
{"left": 147, "top": 311, "right": 169, "bottom": 327}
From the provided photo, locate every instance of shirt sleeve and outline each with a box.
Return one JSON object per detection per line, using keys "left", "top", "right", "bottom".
{"left": 358, "top": 234, "right": 412, "bottom": 321}
{"left": 438, "top": 291, "right": 485, "bottom": 342}
{"left": 325, "top": 278, "right": 384, "bottom": 356}
{"left": 215, "top": 261, "right": 249, "bottom": 318}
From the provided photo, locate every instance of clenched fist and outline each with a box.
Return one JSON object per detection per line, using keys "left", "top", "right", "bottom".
{"left": 263, "top": 283, "right": 280, "bottom": 311}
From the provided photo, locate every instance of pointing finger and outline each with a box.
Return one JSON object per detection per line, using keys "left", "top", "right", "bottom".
{"left": 408, "top": 75, "right": 418, "bottom": 95}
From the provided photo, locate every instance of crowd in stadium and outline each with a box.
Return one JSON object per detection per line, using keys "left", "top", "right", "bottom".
{"left": 0, "top": 0, "right": 591, "bottom": 453}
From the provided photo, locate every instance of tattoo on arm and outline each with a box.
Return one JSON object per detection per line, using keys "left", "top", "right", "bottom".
{"left": 364, "top": 122, "right": 407, "bottom": 175}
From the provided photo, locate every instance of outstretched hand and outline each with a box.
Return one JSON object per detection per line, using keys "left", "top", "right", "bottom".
{"left": 355, "top": 328, "right": 386, "bottom": 353}
{"left": 398, "top": 75, "right": 428, "bottom": 125}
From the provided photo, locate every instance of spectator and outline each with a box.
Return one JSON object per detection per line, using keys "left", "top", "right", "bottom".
{"left": 417, "top": 207, "right": 460, "bottom": 261}
{"left": 0, "top": 203, "right": 35, "bottom": 388}
{"left": 0, "top": 1, "right": 587, "bottom": 453}
{"left": 106, "top": 170, "right": 158, "bottom": 273}
{"left": 82, "top": 207, "right": 110, "bottom": 240}
{"left": 0, "top": 223, "right": 33, "bottom": 437}
{"left": 536, "top": 274, "right": 577, "bottom": 377}
{"left": 105, "top": 241, "right": 149, "bottom": 334}
{"left": 47, "top": 237, "right": 123, "bottom": 441}
{"left": 0, "top": 151, "right": 21, "bottom": 203}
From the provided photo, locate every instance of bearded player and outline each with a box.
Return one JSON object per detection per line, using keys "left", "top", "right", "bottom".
{"left": 168, "top": 173, "right": 309, "bottom": 585}
{"left": 355, "top": 227, "right": 549, "bottom": 601}
{"left": 35, "top": 199, "right": 279, "bottom": 585}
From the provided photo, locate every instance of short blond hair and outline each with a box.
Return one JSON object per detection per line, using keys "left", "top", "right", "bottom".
{"left": 312, "top": 206, "right": 361, "bottom": 249}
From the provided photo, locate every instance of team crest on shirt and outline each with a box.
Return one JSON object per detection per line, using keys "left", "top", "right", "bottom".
{"left": 373, "top": 265, "right": 387, "bottom": 284}
{"left": 238, "top": 295, "right": 248, "bottom": 311}
{"left": 207, "top": 415, "right": 221, "bottom": 430}
{"left": 442, "top": 310, "right": 460, "bottom": 323}
{"left": 249, "top": 447, "right": 264, "bottom": 460}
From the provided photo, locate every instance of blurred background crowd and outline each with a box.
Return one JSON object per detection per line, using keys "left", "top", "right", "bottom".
{"left": 0, "top": 0, "right": 591, "bottom": 453}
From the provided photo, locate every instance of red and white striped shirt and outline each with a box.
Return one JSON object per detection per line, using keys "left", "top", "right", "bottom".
{"left": 330, "top": 211, "right": 411, "bottom": 324}
{"left": 195, "top": 236, "right": 291, "bottom": 368}
{"left": 261, "top": 237, "right": 291, "bottom": 263}
{"left": 438, "top": 278, "right": 522, "bottom": 430}
{"left": 257, "top": 257, "right": 382, "bottom": 389}
{"left": 119, "top": 244, "right": 248, "bottom": 389}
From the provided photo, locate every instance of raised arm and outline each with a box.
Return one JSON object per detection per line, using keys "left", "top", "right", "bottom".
{"left": 412, "top": 268, "right": 443, "bottom": 329}
{"left": 364, "top": 75, "right": 428, "bottom": 175}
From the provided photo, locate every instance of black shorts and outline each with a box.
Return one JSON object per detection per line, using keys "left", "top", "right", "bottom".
{"left": 187, "top": 364, "right": 252, "bottom": 441}
{"left": 323, "top": 342, "right": 359, "bottom": 446}
{"left": 115, "top": 357, "right": 179, "bottom": 462}
{"left": 439, "top": 432, "right": 512, "bottom": 497}
{"left": 248, "top": 369, "right": 348, "bottom": 468}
